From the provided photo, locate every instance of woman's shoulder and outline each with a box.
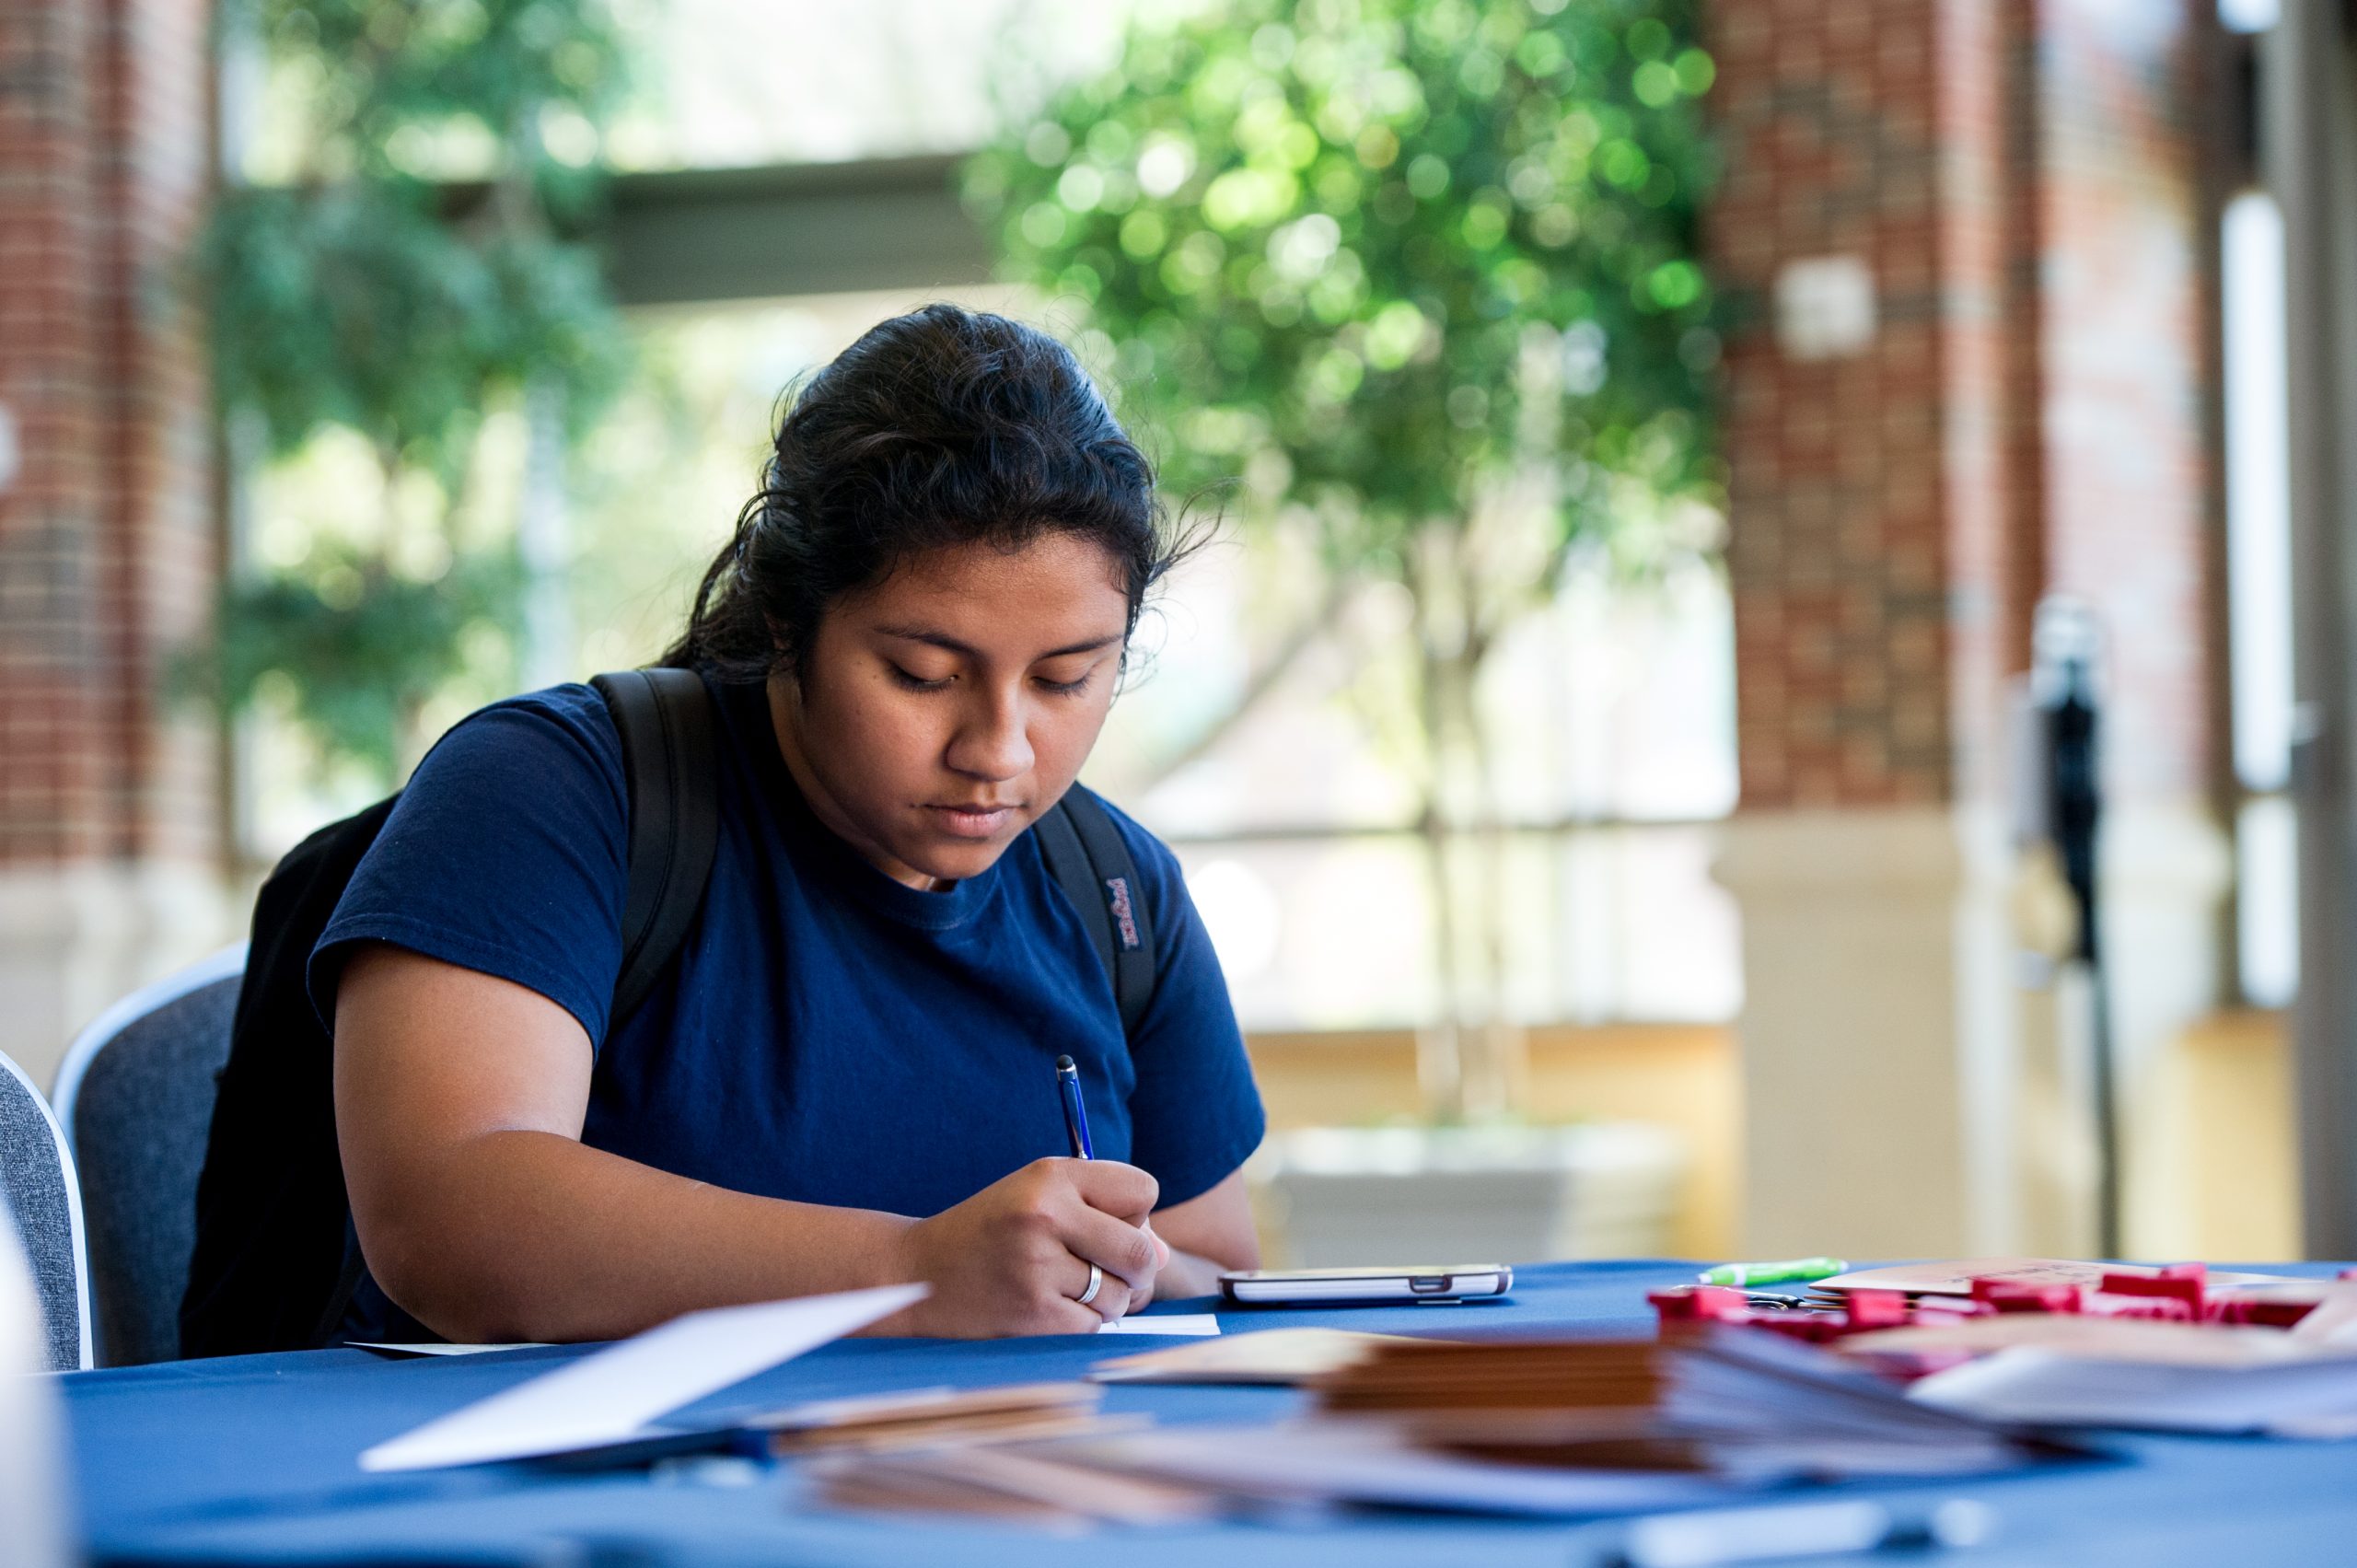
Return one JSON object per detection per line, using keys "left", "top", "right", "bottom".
{"left": 364, "top": 685, "right": 638, "bottom": 879}
{"left": 408, "top": 683, "right": 626, "bottom": 800}
{"left": 313, "top": 684, "right": 644, "bottom": 1050}
{"left": 439, "top": 680, "right": 621, "bottom": 752}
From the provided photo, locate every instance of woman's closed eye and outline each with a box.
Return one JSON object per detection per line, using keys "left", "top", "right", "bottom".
{"left": 887, "top": 661, "right": 1099, "bottom": 695}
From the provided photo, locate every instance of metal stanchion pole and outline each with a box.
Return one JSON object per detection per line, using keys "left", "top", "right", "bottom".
{"left": 2036, "top": 605, "right": 2117, "bottom": 1260}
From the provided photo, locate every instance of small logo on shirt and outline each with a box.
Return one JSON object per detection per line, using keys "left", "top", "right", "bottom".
{"left": 1105, "top": 877, "right": 1141, "bottom": 950}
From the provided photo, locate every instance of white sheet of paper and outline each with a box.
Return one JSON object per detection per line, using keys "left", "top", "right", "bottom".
{"left": 351, "top": 1342, "right": 552, "bottom": 1358}
{"left": 2287, "top": 1282, "right": 2357, "bottom": 1348}
{"left": 1097, "top": 1314, "right": 1220, "bottom": 1337}
{"left": 1908, "top": 1343, "right": 2357, "bottom": 1434}
{"left": 359, "top": 1283, "right": 924, "bottom": 1472}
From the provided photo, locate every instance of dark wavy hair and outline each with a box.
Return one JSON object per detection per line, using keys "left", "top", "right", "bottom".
{"left": 664, "top": 304, "right": 1190, "bottom": 681}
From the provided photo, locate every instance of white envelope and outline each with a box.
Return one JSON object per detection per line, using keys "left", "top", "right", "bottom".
{"left": 360, "top": 1283, "right": 925, "bottom": 1471}
{"left": 1097, "top": 1313, "right": 1221, "bottom": 1337}
{"left": 350, "top": 1342, "right": 552, "bottom": 1358}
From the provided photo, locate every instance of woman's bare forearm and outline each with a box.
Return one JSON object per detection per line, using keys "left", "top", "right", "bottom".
{"left": 336, "top": 947, "right": 919, "bottom": 1342}
{"left": 362, "top": 1128, "right": 919, "bottom": 1343}
{"left": 1150, "top": 1247, "right": 1236, "bottom": 1302}
{"left": 1143, "top": 1168, "right": 1260, "bottom": 1302}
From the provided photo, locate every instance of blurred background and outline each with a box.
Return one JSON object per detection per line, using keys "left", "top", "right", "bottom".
{"left": 7, "top": 0, "right": 2354, "bottom": 1269}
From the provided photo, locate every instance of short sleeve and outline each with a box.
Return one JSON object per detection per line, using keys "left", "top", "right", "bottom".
{"left": 1100, "top": 800, "right": 1267, "bottom": 1207}
{"left": 308, "top": 685, "right": 631, "bottom": 1046}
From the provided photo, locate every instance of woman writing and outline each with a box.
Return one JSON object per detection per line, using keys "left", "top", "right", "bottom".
{"left": 315, "top": 304, "right": 1264, "bottom": 1342}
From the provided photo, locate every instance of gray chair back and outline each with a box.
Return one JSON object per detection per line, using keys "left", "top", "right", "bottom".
{"left": 0, "top": 1194, "right": 76, "bottom": 1568}
{"left": 52, "top": 945, "right": 245, "bottom": 1367}
{"left": 0, "top": 1051, "right": 90, "bottom": 1371}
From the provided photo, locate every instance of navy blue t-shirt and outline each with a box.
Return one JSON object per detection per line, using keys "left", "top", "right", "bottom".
{"left": 310, "top": 675, "right": 1264, "bottom": 1341}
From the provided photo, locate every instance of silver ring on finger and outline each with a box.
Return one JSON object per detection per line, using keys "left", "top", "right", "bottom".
{"left": 1075, "top": 1261, "right": 1104, "bottom": 1307}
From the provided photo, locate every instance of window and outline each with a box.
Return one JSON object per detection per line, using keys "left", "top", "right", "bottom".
{"left": 2223, "top": 188, "right": 2296, "bottom": 1006}
{"left": 603, "top": 0, "right": 1129, "bottom": 170}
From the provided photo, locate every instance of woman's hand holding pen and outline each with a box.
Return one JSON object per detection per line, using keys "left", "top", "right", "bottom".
{"left": 886, "top": 1157, "right": 1169, "bottom": 1336}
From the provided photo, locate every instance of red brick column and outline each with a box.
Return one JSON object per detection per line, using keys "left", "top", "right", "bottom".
{"left": 1710, "top": 0, "right": 2018, "bottom": 811}
{"left": 1705, "top": 0, "right": 2228, "bottom": 1256}
{"left": 0, "top": 0, "right": 225, "bottom": 1082}
{"left": 1713, "top": 0, "right": 2219, "bottom": 815}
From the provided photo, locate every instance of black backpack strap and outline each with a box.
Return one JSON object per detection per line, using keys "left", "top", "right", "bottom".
{"left": 1035, "top": 805, "right": 1116, "bottom": 1009}
{"left": 1039, "top": 790, "right": 1156, "bottom": 1036}
{"left": 592, "top": 669, "right": 722, "bottom": 1030}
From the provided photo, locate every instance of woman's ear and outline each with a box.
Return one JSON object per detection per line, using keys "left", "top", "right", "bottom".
{"left": 764, "top": 668, "right": 806, "bottom": 769}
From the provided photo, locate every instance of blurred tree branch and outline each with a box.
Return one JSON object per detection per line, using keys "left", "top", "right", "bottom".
{"left": 1134, "top": 572, "right": 1357, "bottom": 791}
{"left": 193, "top": 0, "right": 633, "bottom": 782}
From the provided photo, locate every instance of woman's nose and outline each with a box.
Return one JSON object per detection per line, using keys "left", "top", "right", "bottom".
{"left": 946, "top": 688, "right": 1034, "bottom": 781}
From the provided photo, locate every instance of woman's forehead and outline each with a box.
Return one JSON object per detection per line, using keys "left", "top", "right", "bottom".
{"left": 845, "top": 534, "right": 1130, "bottom": 645}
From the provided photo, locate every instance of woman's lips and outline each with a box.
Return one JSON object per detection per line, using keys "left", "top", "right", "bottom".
{"left": 926, "top": 803, "right": 1017, "bottom": 838}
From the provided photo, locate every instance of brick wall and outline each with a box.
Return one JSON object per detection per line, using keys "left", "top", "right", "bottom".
{"left": 1930, "top": 0, "right": 2029, "bottom": 809}
{"left": 0, "top": 0, "right": 219, "bottom": 868}
{"left": 1710, "top": 0, "right": 2223, "bottom": 813}
{"left": 1710, "top": 0, "right": 1959, "bottom": 809}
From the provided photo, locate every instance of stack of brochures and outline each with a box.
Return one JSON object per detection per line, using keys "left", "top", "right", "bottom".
{"left": 1302, "top": 1329, "right": 2055, "bottom": 1483}
{"left": 807, "top": 1329, "right": 2073, "bottom": 1526}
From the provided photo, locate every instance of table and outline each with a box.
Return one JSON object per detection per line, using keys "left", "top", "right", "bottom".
{"left": 64, "top": 1260, "right": 2357, "bottom": 1566}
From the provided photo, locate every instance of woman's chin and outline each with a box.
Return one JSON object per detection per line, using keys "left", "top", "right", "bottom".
{"left": 899, "top": 834, "right": 1013, "bottom": 887}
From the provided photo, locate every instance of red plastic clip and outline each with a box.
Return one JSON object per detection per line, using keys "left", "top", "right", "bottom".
{"left": 1844, "top": 1290, "right": 1910, "bottom": 1330}
{"left": 2099, "top": 1263, "right": 2209, "bottom": 1319}
{"left": 1972, "top": 1279, "right": 2084, "bottom": 1315}
{"left": 1650, "top": 1285, "right": 1749, "bottom": 1323}
{"left": 2215, "top": 1293, "right": 2316, "bottom": 1329}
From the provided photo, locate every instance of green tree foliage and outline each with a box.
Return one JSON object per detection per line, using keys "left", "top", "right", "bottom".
{"left": 214, "top": 545, "right": 520, "bottom": 777}
{"left": 969, "top": 0, "right": 1719, "bottom": 574}
{"left": 200, "top": 0, "right": 630, "bottom": 780}
{"left": 970, "top": 0, "right": 1721, "bottom": 1111}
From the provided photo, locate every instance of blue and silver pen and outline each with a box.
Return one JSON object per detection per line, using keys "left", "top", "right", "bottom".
{"left": 1054, "top": 1054, "right": 1095, "bottom": 1160}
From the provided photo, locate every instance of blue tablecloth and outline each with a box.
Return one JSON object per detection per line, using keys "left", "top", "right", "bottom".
{"left": 64, "top": 1260, "right": 2357, "bottom": 1565}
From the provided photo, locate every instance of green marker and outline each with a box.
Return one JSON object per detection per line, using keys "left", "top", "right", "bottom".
{"left": 1697, "top": 1257, "right": 1847, "bottom": 1289}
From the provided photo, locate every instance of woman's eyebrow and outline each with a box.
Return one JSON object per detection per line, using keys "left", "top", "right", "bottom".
{"left": 875, "top": 625, "right": 1124, "bottom": 660}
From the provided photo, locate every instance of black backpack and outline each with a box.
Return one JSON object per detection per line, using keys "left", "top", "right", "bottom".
{"left": 179, "top": 668, "right": 1155, "bottom": 1358}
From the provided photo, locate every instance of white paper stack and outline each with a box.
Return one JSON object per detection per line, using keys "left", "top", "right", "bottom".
{"left": 1659, "top": 1329, "right": 2037, "bottom": 1479}
{"left": 1868, "top": 1295, "right": 2357, "bottom": 1436}
{"left": 1028, "top": 1328, "right": 2061, "bottom": 1520}
{"left": 1908, "top": 1347, "right": 2357, "bottom": 1436}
